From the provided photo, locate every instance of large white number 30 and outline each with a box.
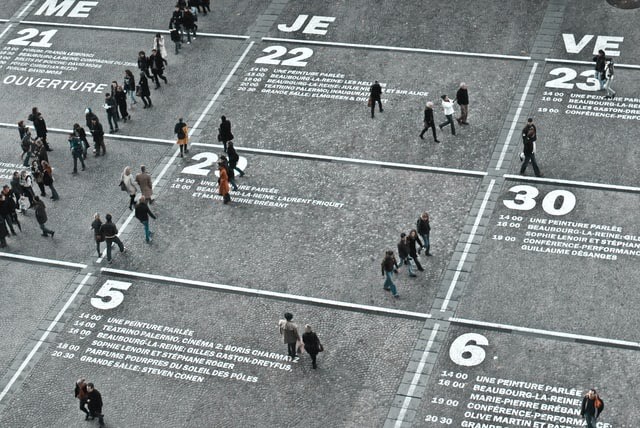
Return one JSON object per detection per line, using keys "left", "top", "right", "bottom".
{"left": 503, "top": 185, "right": 575, "bottom": 216}
{"left": 91, "top": 280, "right": 132, "bottom": 310}
{"left": 449, "top": 333, "right": 488, "bottom": 367}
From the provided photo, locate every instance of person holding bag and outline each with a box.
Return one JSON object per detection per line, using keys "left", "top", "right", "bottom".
{"left": 302, "top": 325, "right": 323, "bottom": 369}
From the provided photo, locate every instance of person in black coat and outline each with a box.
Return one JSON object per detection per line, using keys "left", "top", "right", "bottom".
{"left": 407, "top": 229, "right": 424, "bottom": 271}
{"left": 369, "top": 80, "right": 383, "bottom": 118}
{"left": 218, "top": 116, "right": 233, "bottom": 152}
{"left": 416, "top": 212, "right": 432, "bottom": 256}
{"left": 134, "top": 195, "right": 156, "bottom": 243}
{"left": 33, "top": 195, "right": 54, "bottom": 237}
{"left": 91, "top": 118, "right": 106, "bottom": 156}
{"left": 86, "top": 383, "right": 105, "bottom": 426}
{"left": 580, "top": 389, "right": 604, "bottom": 428}
{"left": 419, "top": 101, "right": 439, "bottom": 142}
{"left": 182, "top": 8, "right": 197, "bottom": 43}
{"left": 114, "top": 86, "right": 130, "bottom": 122}
{"left": 302, "top": 325, "right": 323, "bottom": 369}
{"left": 149, "top": 49, "right": 168, "bottom": 89}
{"left": 137, "top": 51, "right": 152, "bottom": 78}
{"left": 73, "top": 123, "right": 90, "bottom": 158}
{"left": 519, "top": 118, "right": 542, "bottom": 177}
{"left": 397, "top": 233, "right": 417, "bottom": 277}
{"left": 226, "top": 142, "right": 244, "bottom": 177}
{"left": 103, "top": 93, "right": 119, "bottom": 133}
{"left": 456, "top": 82, "right": 469, "bottom": 125}
{"left": 138, "top": 73, "right": 152, "bottom": 108}
{"left": 32, "top": 112, "right": 52, "bottom": 151}
{"left": 123, "top": 69, "right": 137, "bottom": 105}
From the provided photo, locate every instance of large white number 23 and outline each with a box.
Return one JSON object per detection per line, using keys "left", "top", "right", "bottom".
{"left": 503, "top": 185, "right": 576, "bottom": 216}
{"left": 545, "top": 67, "right": 599, "bottom": 91}
{"left": 91, "top": 280, "right": 132, "bottom": 310}
{"left": 8, "top": 28, "right": 57, "bottom": 48}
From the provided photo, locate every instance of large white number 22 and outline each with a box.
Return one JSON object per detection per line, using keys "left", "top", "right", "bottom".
{"left": 255, "top": 46, "right": 314, "bottom": 67}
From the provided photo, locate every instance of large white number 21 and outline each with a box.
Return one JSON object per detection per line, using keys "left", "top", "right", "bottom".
{"left": 8, "top": 28, "right": 57, "bottom": 48}
{"left": 91, "top": 280, "right": 132, "bottom": 310}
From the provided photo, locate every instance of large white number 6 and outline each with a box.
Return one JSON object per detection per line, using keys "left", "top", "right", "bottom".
{"left": 91, "top": 280, "right": 131, "bottom": 310}
{"left": 503, "top": 185, "right": 539, "bottom": 211}
{"left": 449, "top": 333, "right": 488, "bottom": 367}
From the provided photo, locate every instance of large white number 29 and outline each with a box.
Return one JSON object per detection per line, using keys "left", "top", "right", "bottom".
{"left": 503, "top": 185, "right": 576, "bottom": 216}
{"left": 449, "top": 333, "right": 488, "bottom": 367}
{"left": 8, "top": 28, "right": 57, "bottom": 48}
{"left": 91, "top": 280, "right": 132, "bottom": 310}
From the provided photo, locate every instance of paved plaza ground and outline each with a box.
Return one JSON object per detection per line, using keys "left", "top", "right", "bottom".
{"left": 1, "top": 0, "right": 639, "bottom": 427}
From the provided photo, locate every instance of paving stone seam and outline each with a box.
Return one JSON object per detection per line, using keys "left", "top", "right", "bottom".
{"left": 384, "top": 1, "right": 569, "bottom": 425}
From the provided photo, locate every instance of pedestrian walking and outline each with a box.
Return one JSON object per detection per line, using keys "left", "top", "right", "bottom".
{"left": 218, "top": 154, "right": 237, "bottom": 191}
{"left": 149, "top": 49, "right": 168, "bottom": 89}
{"left": 85, "top": 107, "right": 98, "bottom": 133}
{"left": 91, "top": 213, "right": 104, "bottom": 257}
{"left": 0, "top": 186, "right": 18, "bottom": 236}
{"left": 592, "top": 49, "right": 609, "bottom": 90}
{"left": 416, "top": 212, "right": 432, "bottom": 256}
{"left": 174, "top": 118, "right": 189, "bottom": 157}
{"left": 19, "top": 170, "right": 35, "bottom": 208}
{"left": 86, "top": 383, "right": 105, "bottom": 426}
{"left": 90, "top": 118, "right": 106, "bottom": 156}
{"left": 200, "top": 0, "right": 210, "bottom": 14}
{"left": 33, "top": 196, "right": 55, "bottom": 237}
{"left": 227, "top": 142, "right": 244, "bottom": 177}
{"left": 33, "top": 138, "right": 48, "bottom": 165}
{"left": 68, "top": 134, "right": 86, "bottom": 174}
{"left": 381, "top": 250, "right": 400, "bottom": 298}
{"left": 170, "top": 27, "right": 182, "bottom": 54}
{"left": 31, "top": 160, "right": 46, "bottom": 197}
{"left": 74, "top": 378, "right": 90, "bottom": 420}
{"left": 419, "top": 102, "right": 440, "bottom": 142}
{"left": 73, "top": 123, "right": 90, "bottom": 159}
{"left": 134, "top": 195, "right": 156, "bottom": 243}
{"left": 99, "top": 214, "right": 125, "bottom": 264}
{"left": 135, "top": 165, "right": 154, "bottom": 203}
{"left": 152, "top": 33, "right": 168, "bottom": 60}
{"left": 302, "top": 325, "right": 323, "bottom": 369}
{"left": 137, "top": 51, "right": 152, "bottom": 78}
{"left": 217, "top": 159, "right": 231, "bottom": 204}
{"left": 137, "top": 73, "right": 152, "bottom": 108}
{"left": 170, "top": 6, "right": 185, "bottom": 46}
{"left": 438, "top": 95, "right": 456, "bottom": 135}
{"left": 519, "top": 118, "right": 542, "bottom": 177}
{"left": 19, "top": 124, "right": 34, "bottom": 167}
{"left": 29, "top": 108, "right": 52, "bottom": 152}
{"left": 407, "top": 229, "right": 425, "bottom": 271}
{"left": 123, "top": 70, "right": 137, "bottom": 106}
{"left": 121, "top": 166, "right": 137, "bottom": 210}
{"left": 103, "top": 93, "right": 119, "bottom": 133}
{"left": 0, "top": 214, "right": 8, "bottom": 248}
{"left": 278, "top": 312, "right": 301, "bottom": 362}
{"left": 456, "top": 82, "right": 469, "bottom": 125}
{"left": 218, "top": 116, "right": 233, "bottom": 152}
{"left": 183, "top": 8, "right": 197, "bottom": 43}
{"left": 580, "top": 389, "right": 604, "bottom": 428}
{"left": 397, "top": 233, "right": 417, "bottom": 277}
{"left": 369, "top": 80, "right": 383, "bottom": 118}
{"left": 114, "top": 86, "right": 130, "bottom": 122}
{"left": 41, "top": 160, "right": 59, "bottom": 200}
{"left": 604, "top": 60, "right": 616, "bottom": 99}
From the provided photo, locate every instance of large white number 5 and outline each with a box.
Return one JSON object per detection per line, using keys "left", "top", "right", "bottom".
{"left": 449, "top": 333, "right": 488, "bottom": 367}
{"left": 91, "top": 280, "right": 131, "bottom": 310}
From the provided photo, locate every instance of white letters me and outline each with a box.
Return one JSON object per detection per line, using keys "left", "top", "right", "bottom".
{"left": 277, "top": 15, "right": 335, "bottom": 35}
{"left": 562, "top": 34, "right": 624, "bottom": 56}
{"left": 35, "top": 0, "right": 98, "bottom": 18}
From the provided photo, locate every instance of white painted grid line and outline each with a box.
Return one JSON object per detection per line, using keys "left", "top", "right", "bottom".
{"left": 0, "top": 252, "right": 87, "bottom": 269}
{"left": 16, "top": 0, "right": 35, "bottom": 19}
{"left": 449, "top": 317, "right": 640, "bottom": 349}
{"left": 440, "top": 179, "right": 496, "bottom": 312}
{"left": 495, "top": 62, "right": 539, "bottom": 170}
{"left": 262, "top": 37, "right": 531, "bottom": 61}
{"left": 394, "top": 323, "right": 440, "bottom": 427}
{"left": 504, "top": 174, "right": 640, "bottom": 193}
{"left": 0, "top": 23, "right": 13, "bottom": 39}
{"left": 190, "top": 41, "right": 255, "bottom": 134}
{"left": 545, "top": 58, "right": 640, "bottom": 70}
{"left": 19, "top": 20, "right": 249, "bottom": 39}
{"left": 101, "top": 267, "right": 432, "bottom": 320}
{"left": 0, "top": 272, "right": 92, "bottom": 403}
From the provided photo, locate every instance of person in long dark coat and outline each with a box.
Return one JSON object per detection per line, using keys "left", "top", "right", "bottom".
{"left": 419, "top": 101, "right": 439, "bottom": 143}
{"left": 302, "top": 325, "right": 323, "bottom": 369}
{"left": 33, "top": 196, "right": 55, "bottom": 237}
{"left": 86, "top": 383, "right": 105, "bottom": 426}
{"left": 218, "top": 116, "right": 234, "bottom": 152}
{"left": 138, "top": 73, "right": 152, "bottom": 108}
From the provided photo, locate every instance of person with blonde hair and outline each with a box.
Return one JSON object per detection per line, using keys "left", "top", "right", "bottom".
{"left": 121, "top": 166, "right": 137, "bottom": 210}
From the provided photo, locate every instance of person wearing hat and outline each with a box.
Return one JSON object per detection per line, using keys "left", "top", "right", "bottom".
{"left": 438, "top": 95, "right": 456, "bottom": 136}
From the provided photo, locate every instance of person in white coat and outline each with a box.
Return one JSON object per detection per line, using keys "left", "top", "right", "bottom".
{"left": 153, "top": 33, "right": 168, "bottom": 61}
{"left": 121, "top": 166, "right": 137, "bottom": 210}
{"left": 438, "top": 95, "right": 456, "bottom": 136}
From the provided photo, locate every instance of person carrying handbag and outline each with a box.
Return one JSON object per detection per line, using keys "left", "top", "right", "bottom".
{"left": 302, "top": 325, "right": 323, "bottom": 369}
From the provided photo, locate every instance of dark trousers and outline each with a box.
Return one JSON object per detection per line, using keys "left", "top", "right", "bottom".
{"left": 36, "top": 181, "right": 46, "bottom": 196}
{"left": 439, "top": 114, "right": 456, "bottom": 135}
{"left": 152, "top": 70, "right": 167, "bottom": 87}
{"left": 0, "top": 214, "right": 15, "bottom": 234}
{"left": 370, "top": 98, "right": 382, "bottom": 117}
{"left": 128, "top": 194, "right": 136, "bottom": 210}
{"left": 106, "top": 112, "right": 118, "bottom": 131}
{"left": 105, "top": 236, "right": 124, "bottom": 261}
{"left": 79, "top": 399, "right": 89, "bottom": 415}
{"left": 94, "top": 137, "right": 106, "bottom": 155}
{"left": 118, "top": 102, "right": 129, "bottom": 120}
{"left": 140, "top": 95, "right": 152, "bottom": 107}
{"left": 72, "top": 152, "right": 85, "bottom": 172}
{"left": 520, "top": 153, "right": 541, "bottom": 176}
{"left": 420, "top": 123, "right": 438, "bottom": 140}
{"left": 89, "top": 410, "right": 104, "bottom": 426}
{"left": 287, "top": 342, "right": 297, "bottom": 359}
{"left": 411, "top": 255, "right": 424, "bottom": 271}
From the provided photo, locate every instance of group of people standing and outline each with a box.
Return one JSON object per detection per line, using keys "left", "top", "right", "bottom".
{"left": 381, "top": 212, "right": 432, "bottom": 298}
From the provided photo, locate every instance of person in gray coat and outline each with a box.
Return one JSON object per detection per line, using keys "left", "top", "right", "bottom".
{"left": 278, "top": 312, "right": 301, "bottom": 362}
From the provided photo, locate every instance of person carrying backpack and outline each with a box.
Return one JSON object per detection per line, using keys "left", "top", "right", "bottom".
{"left": 580, "top": 389, "right": 604, "bottom": 428}
{"left": 174, "top": 118, "right": 189, "bottom": 157}
{"left": 68, "top": 134, "right": 86, "bottom": 174}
